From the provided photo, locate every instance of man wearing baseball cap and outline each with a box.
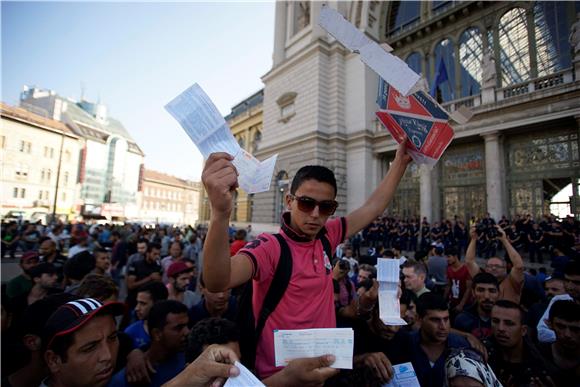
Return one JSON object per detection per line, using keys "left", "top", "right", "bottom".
{"left": 167, "top": 261, "right": 200, "bottom": 309}
{"left": 41, "top": 298, "right": 125, "bottom": 387}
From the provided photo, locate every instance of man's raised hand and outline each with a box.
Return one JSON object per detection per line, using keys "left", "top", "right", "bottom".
{"left": 201, "top": 153, "right": 239, "bottom": 216}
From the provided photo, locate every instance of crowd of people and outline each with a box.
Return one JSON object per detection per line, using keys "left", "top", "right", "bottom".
{"left": 1, "top": 145, "right": 580, "bottom": 387}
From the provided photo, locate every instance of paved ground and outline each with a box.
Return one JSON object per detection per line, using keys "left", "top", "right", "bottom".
{"left": 2, "top": 258, "right": 22, "bottom": 283}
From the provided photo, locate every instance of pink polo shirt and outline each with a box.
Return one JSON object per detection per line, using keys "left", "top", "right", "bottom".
{"left": 238, "top": 213, "right": 347, "bottom": 378}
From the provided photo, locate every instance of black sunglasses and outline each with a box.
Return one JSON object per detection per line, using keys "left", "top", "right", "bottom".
{"left": 289, "top": 194, "right": 338, "bottom": 216}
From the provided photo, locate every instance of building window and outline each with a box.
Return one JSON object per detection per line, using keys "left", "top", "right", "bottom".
{"left": 386, "top": 1, "right": 421, "bottom": 36}
{"left": 20, "top": 188, "right": 26, "bottom": 198}
{"left": 459, "top": 27, "right": 483, "bottom": 97}
{"left": 20, "top": 141, "right": 31, "bottom": 153}
{"left": 277, "top": 92, "right": 297, "bottom": 123}
{"left": 13, "top": 187, "right": 18, "bottom": 198}
{"left": 43, "top": 146, "right": 54, "bottom": 158}
{"left": 64, "top": 172, "right": 69, "bottom": 185}
{"left": 1, "top": 136, "right": 5, "bottom": 149}
{"left": 62, "top": 192, "right": 67, "bottom": 201}
{"left": 405, "top": 52, "right": 422, "bottom": 75}
{"left": 534, "top": 2, "right": 571, "bottom": 76}
{"left": 499, "top": 7, "right": 531, "bottom": 86}
{"left": 15, "top": 163, "right": 29, "bottom": 179}
{"left": 433, "top": 38, "right": 455, "bottom": 102}
{"left": 64, "top": 150, "right": 71, "bottom": 162}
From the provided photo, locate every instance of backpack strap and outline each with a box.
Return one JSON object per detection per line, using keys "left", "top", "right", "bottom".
{"left": 254, "top": 233, "right": 293, "bottom": 340}
{"left": 320, "top": 234, "right": 332, "bottom": 263}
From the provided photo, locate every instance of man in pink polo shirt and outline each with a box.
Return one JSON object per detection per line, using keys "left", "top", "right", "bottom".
{"left": 202, "top": 142, "right": 411, "bottom": 379}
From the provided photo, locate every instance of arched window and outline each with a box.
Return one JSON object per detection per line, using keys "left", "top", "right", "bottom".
{"left": 499, "top": 8, "right": 531, "bottom": 86}
{"left": 405, "top": 52, "right": 422, "bottom": 75}
{"left": 386, "top": 1, "right": 421, "bottom": 36}
{"left": 433, "top": 38, "right": 455, "bottom": 102}
{"left": 534, "top": 2, "right": 572, "bottom": 76}
{"left": 459, "top": 27, "right": 483, "bottom": 97}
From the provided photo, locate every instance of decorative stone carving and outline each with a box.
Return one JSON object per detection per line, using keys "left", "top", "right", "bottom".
{"left": 296, "top": 1, "right": 310, "bottom": 31}
{"left": 481, "top": 48, "right": 497, "bottom": 88}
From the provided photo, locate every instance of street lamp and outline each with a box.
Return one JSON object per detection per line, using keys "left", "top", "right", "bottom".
{"left": 51, "top": 128, "right": 65, "bottom": 224}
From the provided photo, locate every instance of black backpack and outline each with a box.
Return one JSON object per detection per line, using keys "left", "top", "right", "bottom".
{"left": 236, "top": 233, "right": 332, "bottom": 373}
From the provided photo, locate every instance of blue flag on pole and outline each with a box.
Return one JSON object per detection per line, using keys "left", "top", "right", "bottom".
{"left": 430, "top": 57, "right": 449, "bottom": 97}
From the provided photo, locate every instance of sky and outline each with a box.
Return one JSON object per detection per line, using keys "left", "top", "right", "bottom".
{"left": 2, "top": 1, "right": 275, "bottom": 181}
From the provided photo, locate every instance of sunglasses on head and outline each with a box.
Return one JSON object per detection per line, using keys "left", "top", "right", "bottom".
{"left": 289, "top": 194, "right": 338, "bottom": 216}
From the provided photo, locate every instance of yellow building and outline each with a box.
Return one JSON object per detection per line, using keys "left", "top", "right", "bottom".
{"left": 0, "top": 102, "right": 81, "bottom": 222}
{"left": 199, "top": 89, "right": 264, "bottom": 224}
{"left": 138, "top": 169, "right": 201, "bottom": 226}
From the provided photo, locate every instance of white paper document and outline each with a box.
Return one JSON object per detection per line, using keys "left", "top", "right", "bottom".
{"left": 318, "top": 6, "right": 421, "bottom": 96}
{"left": 383, "top": 362, "right": 421, "bottom": 387}
{"left": 377, "top": 258, "right": 407, "bottom": 325}
{"left": 224, "top": 361, "right": 265, "bottom": 387}
{"left": 273, "top": 328, "right": 353, "bottom": 369}
{"left": 165, "top": 83, "right": 278, "bottom": 193}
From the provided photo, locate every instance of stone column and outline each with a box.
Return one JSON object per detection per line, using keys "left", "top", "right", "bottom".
{"left": 273, "top": 1, "right": 287, "bottom": 67}
{"left": 420, "top": 164, "right": 433, "bottom": 221}
{"left": 483, "top": 132, "right": 504, "bottom": 220}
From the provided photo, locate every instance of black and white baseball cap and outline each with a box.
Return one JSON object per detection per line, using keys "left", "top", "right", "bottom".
{"left": 43, "top": 298, "right": 125, "bottom": 350}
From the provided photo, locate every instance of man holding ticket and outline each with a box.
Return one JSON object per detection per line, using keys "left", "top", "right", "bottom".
{"left": 202, "top": 141, "right": 411, "bottom": 379}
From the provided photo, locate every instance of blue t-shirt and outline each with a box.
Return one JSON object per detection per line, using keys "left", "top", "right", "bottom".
{"left": 109, "top": 352, "right": 185, "bottom": 387}
{"left": 406, "top": 331, "right": 470, "bottom": 387}
{"left": 123, "top": 320, "right": 150, "bottom": 349}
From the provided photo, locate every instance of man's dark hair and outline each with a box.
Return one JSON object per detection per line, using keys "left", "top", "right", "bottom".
{"left": 564, "top": 260, "right": 580, "bottom": 277}
{"left": 147, "top": 242, "right": 162, "bottom": 253}
{"left": 76, "top": 274, "right": 118, "bottom": 301}
{"left": 358, "top": 264, "right": 376, "bottom": 278}
{"left": 137, "top": 281, "right": 169, "bottom": 303}
{"left": 445, "top": 246, "right": 458, "bottom": 257}
{"left": 185, "top": 318, "right": 240, "bottom": 363}
{"left": 93, "top": 247, "right": 109, "bottom": 255}
{"left": 111, "top": 231, "right": 121, "bottom": 238}
{"left": 402, "top": 260, "right": 427, "bottom": 276}
{"left": 234, "top": 229, "right": 247, "bottom": 241}
{"left": 494, "top": 299, "right": 525, "bottom": 324}
{"left": 63, "top": 251, "right": 95, "bottom": 281}
{"left": 416, "top": 293, "right": 448, "bottom": 318}
{"left": 400, "top": 289, "right": 418, "bottom": 307}
{"left": 137, "top": 239, "right": 149, "bottom": 247}
{"left": 148, "top": 300, "right": 188, "bottom": 333}
{"left": 170, "top": 240, "right": 184, "bottom": 250}
{"left": 290, "top": 165, "right": 337, "bottom": 197}
{"left": 549, "top": 300, "right": 580, "bottom": 322}
{"left": 28, "top": 263, "right": 56, "bottom": 280}
{"left": 382, "top": 249, "right": 395, "bottom": 258}
{"left": 472, "top": 272, "right": 499, "bottom": 290}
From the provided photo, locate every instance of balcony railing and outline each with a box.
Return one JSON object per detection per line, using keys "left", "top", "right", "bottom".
{"left": 497, "top": 69, "right": 573, "bottom": 102}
